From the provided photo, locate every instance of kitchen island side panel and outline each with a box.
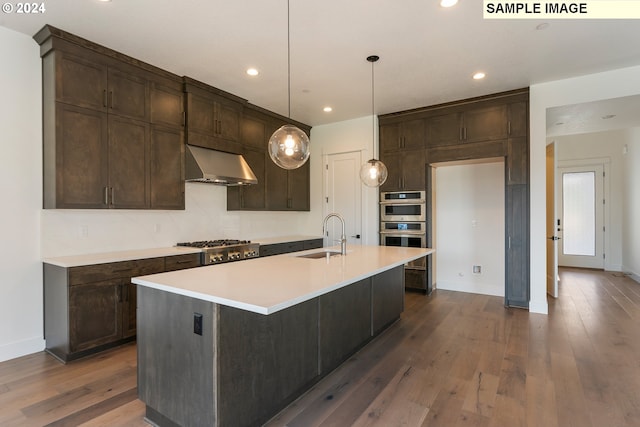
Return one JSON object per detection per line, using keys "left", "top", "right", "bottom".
{"left": 217, "top": 299, "right": 319, "bottom": 427}
{"left": 137, "top": 286, "right": 217, "bottom": 427}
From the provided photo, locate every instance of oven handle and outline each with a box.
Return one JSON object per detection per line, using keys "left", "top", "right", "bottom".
{"left": 379, "top": 230, "right": 426, "bottom": 235}
{"left": 379, "top": 199, "right": 426, "bottom": 205}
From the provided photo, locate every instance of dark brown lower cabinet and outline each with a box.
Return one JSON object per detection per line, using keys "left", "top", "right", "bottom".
{"left": 319, "top": 278, "right": 372, "bottom": 375}
{"left": 68, "top": 278, "right": 122, "bottom": 353}
{"left": 44, "top": 252, "right": 200, "bottom": 362}
{"left": 138, "top": 265, "right": 405, "bottom": 427}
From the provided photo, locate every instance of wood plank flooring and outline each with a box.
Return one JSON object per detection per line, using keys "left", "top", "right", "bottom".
{"left": 1, "top": 268, "right": 639, "bottom": 426}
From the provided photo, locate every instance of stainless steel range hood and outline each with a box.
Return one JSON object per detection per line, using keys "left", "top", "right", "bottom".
{"left": 185, "top": 145, "right": 258, "bottom": 186}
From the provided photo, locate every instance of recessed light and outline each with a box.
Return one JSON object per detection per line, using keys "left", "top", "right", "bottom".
{"left": 440, "top": 0, "right": 458, "bottom": 7}
{"left": 323, "top": 107, "right": 333, "bottom": 113}
{"left": 246, "top": 68, "right": 259, "bottom": 76}
{"left": 473, "top": 72, "right": 486, "bottom": 80}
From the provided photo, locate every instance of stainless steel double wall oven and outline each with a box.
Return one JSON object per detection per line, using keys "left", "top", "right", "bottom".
{"left": 379, "top": 191, "right": 432, "bottom": 294}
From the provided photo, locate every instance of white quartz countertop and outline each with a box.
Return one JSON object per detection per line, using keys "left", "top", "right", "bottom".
{"left": 132, "top": 245, "right": 434, "bottom": 315}
{"left": 43, "top": 247, "right": 202, "bottom": 268}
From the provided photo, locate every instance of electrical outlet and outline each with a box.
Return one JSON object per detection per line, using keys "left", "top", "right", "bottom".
{"left": 193, "top": 313, "right": 203, "bottom": 336}
{"left": 473, "top": 265, "right": 482, "bottom": 274}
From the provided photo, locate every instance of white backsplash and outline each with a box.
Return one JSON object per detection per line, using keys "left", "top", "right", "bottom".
{"left": 41, "top": 182, "right": 315, "bottom": 258}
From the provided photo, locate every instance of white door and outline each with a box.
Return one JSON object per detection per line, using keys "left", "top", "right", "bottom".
{"left": 557, "top": 164, "right": 605, "bottom": 269}
{"left": 324, "top": 151, "right": 362, "bottom": 248}
{"left": 546, "top": 143, "right": 559, "bottom": 298}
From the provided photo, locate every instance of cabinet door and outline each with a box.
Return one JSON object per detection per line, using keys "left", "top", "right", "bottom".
{"left": 401, "top": 148, "right": 426, "bottom": 190}
{"left": 379, "top": 151, "right": 401, "bottom": 192}
{"left": 215, "top": 97, "right": 242, "bottom": 143}
{"left": 108, "top": 115, "right": 150, "bottom": 209}
{"left": 380, "top": 123, "right": 400, "bottom": 152}
{"left": 121, "top": 282, "right": 137, "bottom": 339}
{"left": 239, "top": 147, "right": 266, "bottom": 210}
{"left": 507, "top": 136, "right": 528, "bottom": 185}
{"left": 401, "top": 119, "right": 425, "bottom": 150}
{"left": 53, "top": 103, "right": 109, "bottom": 209}
{"left": 241, "top": 114, "right": 267, "bottom": 148}
{"left": 69, "top": 279, "right": 122, "bottom": 352}
{"left": 371, "top": 266, "right": 404, "bottom": 335}
{"left": 107, "top": 66, "right": 149, "bottom": 121}
{"left": 426, "top": 112, "right": 461, "bottom": 147}
{"left": 463, "top": 104, "right": 508, "bottom": 143}
{"left": 150, "top": 80, "right": 184, "bottom": 128}
{"left": 56, "top": 50, "right": 107, "bottom": 111}
{"left": 508, "top": 101, "right": 528, "bottom": 137}
{"left": 505, "top": 184, "right": 529, "bottom": 308}
{"left": 319, "top": 278, "right": 371, "bottom": 374}
{"left": 150, "top": 125, "right": 184, "bottom": 209}
{"left": 186, "top": 92, "right": 216, "bottom": 135}
{"left": 288, "top": 160, "right": 310, "bottom": 211}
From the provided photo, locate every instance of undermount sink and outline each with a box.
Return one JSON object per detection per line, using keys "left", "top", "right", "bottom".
{"left": 296, "top": 250, "right": 342, "bottom": 259}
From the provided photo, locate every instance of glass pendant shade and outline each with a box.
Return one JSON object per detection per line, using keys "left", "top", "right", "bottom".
{"left": 360, "top": 158, "right": 388, "bottom": 187}
{"left": 268, "top": 124, "right": 310, "bottom": 170}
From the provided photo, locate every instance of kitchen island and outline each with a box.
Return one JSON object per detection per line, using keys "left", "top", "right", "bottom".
{"left": 132, "top": 245, "right": 433, "bottom": 427}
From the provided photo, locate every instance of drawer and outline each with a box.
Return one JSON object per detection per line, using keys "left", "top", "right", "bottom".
{"left": 165, "top": 253, "right": 201, "bottom": 271}
{"left": 69, "top": 257, "right": 165, "bottom": 285}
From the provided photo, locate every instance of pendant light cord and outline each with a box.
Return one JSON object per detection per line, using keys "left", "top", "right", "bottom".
{"left": 287, "top": 0, "right": 291, "bottom": 118}
{"left": 371, "top": 58, "right": 375, "bottom": 153}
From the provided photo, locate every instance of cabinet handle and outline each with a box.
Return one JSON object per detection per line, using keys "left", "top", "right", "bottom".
{"left": 104, "top": 187, "right": 109, "bottom": 205}
{"left": 182, "top": 111, "right": 186, "bottom": 127}
{"left": 110, "top": 188, "right": 115, "bottom": 206}
{"left": 459, "top": 127, "right": 463, "bottom": 141}
{"left": 463, "top": 127, "right": 467, "bottom": 140}
{"left": 108, "top": 91, "right": 113, "bottom": 109}
{"left": 103, "top": 90, "right": 107, "bottom": 108}
{"left": 508, "top": 121, "right": 512, "bottom": 136}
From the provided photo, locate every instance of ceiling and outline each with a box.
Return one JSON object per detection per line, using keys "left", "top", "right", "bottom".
{"left": 2, "top": 0, "right": 640, "bottom": 128}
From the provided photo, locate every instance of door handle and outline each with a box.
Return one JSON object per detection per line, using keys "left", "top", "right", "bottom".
{"left": 548, "top": 236, "right": 561, "bottom": 240}
{"left": 351, "top": 234, "right": 361, "bottom": 239}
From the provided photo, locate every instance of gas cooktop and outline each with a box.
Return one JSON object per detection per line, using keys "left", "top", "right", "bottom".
{"left": 176, "top": 239, "right": 259, "bottom": 265}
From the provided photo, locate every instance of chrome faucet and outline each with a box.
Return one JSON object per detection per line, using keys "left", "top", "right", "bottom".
{"left": 323, "top": 213, "right": 347, "bottom": 255}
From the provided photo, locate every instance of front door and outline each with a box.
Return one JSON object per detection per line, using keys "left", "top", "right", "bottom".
{"left": 557, "top": 164, "right": 605, "bottom": 269}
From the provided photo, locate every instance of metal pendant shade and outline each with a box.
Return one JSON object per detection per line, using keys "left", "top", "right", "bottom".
{"left": 360, "top": 55, "right": 388, "bottom": 187}
{"left": 268, "top": 0, "right": 310, "bottom": 170}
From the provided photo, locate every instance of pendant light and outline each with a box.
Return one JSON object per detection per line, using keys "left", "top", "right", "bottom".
{"left": 268, "top": 0, "right": 310, "bottom": 170}
{"left": 359, "top": 55, "right": 388, "bottom": 187}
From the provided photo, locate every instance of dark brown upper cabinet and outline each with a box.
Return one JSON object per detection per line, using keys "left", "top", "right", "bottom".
{"left": 426, "top": 104, "right": 509, "bottom": 147}
{"left": 380, "top": 118, "right": 425, "bottom": 152}
{"left": 35, "top": 25, "right": 185, "bottom": 210}
{"left": 184, "top": 77, "right": 244, "bottom": 154}
{"left": 227, "top": 106, "right": 311, "bottom": 211}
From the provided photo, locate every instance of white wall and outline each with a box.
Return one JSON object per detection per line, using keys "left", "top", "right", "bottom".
{"left": 434, "top": 161, "right": 505, "bottom": 296}
{"left": 553, "top": 130, "right": 627, "bottom": 271}
{"left": 308, "top": 116, "right": 379, "bottom": 245}
{"left": 0, "top": 26, "right": 44, "bottom": 361}
{"left": 622, "top": 128, "right": 640, "bottom": 280}
{"left": 530, "top": 65, "right": 640, "bottom": 314}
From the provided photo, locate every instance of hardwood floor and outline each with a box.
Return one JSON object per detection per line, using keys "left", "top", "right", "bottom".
{"left": 1, "top": 268, "right": 639, "bottom": 426}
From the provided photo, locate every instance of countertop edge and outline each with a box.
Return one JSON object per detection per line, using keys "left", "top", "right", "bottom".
{"left": 132, "top": 247, "right": 434, "bottom": 315}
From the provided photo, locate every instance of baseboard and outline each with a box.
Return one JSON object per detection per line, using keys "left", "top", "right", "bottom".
{"left": 436, "top": 280, "right": 504, "bottom": 297}
{"left": 620, "top": 265, "right": 640, "bottom": 284}
{"left": 0, "top": 336, "right": 46, "bottom": 363}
